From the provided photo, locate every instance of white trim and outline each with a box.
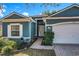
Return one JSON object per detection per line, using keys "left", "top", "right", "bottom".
{"left": 30, "top": 17, "right": 36, "bottom": 23}
{"left": 35, "top": 18, "right": 43, "bottom": 36}
{"left": 30, "top": 17, "right": 37, "bottom": 36}
{"left": 43, "top": 16, "right": 79, "bottom": 19}
{"left": 35, "top": 19, "right": 37, "bottom": 36}
{"left": 3, "top": 37, "right": 31, "bottom": 39}
{"left": 3, "top": 36, "right": 31, "bottom": 43}
{"left": 29, "top": 22, "right": 31, "bottom": 38}
{"left": 45, "top": 21, "right": 79, "bottom": 32}
{"left": 42, "top": 18, "right": 46, "bottom": 32}
{"left": 46, "top": 21, "right": 79, "bottom": 26}
{"left": 23, "top": 37, "right": 31, "bottom": 39}
{"left": 35, "top": 18, "right": 45, "bottom": 36}
{"left": 51, "top": 4, "right": 79, "bottom": 16}
{"left": 34, "top": 18, "right": 43, "bottom": 20}
{"left": 8, "top": 23, "right": 23, "bottom": 38}
{"left": 2, "top": 12, "right": 27, "bottom": 20}
{"left": 23, "top": 37, "right": 31, "bottom": 42}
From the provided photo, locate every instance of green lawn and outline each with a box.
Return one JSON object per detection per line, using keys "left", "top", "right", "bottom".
{"left": 14, "top": 48, "right": 56, "bottom": 56}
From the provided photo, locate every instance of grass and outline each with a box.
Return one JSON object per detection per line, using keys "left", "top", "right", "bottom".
{"left": 14, "top": 48, "right": 56, "bottom": 56}
{"left": 14, "top": 52, "right": 29, "bottom": 56}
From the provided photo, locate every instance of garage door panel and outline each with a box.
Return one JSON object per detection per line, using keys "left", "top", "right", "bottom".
{"left": 53, "top": 24, "right": 79, "bottom": 44}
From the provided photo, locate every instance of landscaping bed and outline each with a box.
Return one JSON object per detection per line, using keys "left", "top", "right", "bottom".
{"left": 0, "top": 37, "right": 56, "bottom": 56}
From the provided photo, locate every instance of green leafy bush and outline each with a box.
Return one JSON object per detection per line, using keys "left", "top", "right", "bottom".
{"left": 0, "top": 38, "right": 5, "bottom": 52}
{"left": 9, "top": 39, "right": 24, "bottom": 50}
{"left": 5, "top": 40, "right": 17, "bottom": 49}
{"left": 1, "top": 46, "right": 13, "bottom": 56}
{"left": 0, "top": 37, "right": 17, "bottom": 55}
{"left": 42, "top": 32, "right": 54, "bottom": 45}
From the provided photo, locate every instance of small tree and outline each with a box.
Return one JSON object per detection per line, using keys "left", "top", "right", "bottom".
{"left": 42, "top": 10, "right": 57, "bottom": 16}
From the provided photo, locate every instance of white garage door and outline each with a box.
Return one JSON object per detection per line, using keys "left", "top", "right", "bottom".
{"left": 53, "top": 23, "right": 79, "bottom": 44}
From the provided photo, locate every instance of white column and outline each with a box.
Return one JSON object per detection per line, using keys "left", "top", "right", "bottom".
{"left": 35, "top": 20, "right": 37, "bottom": 36}
{"left": 43, "top": 18, "right": 47, "bottom": 32}
{"left": 29, "top": 22, "right": 31, "bottom": 38}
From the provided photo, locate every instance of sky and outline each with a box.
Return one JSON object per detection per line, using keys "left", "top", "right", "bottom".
{"left": 0, "top": 3, "right": 72, "bottom": 18}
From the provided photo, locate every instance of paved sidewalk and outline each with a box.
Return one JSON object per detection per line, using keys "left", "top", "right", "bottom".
{"left": 30, "top": 38, "right": 53, "bottom": 50}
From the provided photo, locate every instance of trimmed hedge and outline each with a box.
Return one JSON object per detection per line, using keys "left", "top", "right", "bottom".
{"left": 42, "top": 32, "right": 54, "bottom": 45}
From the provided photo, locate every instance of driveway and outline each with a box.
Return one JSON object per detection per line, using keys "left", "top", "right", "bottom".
{"left": 54, "top": 44, "right": 79, "bottom": 56}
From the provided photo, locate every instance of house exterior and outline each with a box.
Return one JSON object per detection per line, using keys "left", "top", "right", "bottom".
{"left": 32, "top": 4, "right": 79, "bottom": 44}
{"left": 2, "top": 4, "right": 79, "bottom": 44}
{"left": 43, "top": 4, "right": 79, "bottom": 44}
{"left": 1, "top": 12, "right": 36, "bottom": 43}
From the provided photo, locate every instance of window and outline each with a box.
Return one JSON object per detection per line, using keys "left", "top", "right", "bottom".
{"left": 11, "top": 25, "right": 20, "bottom": 36}
{"left": 47, "top": 26, "right": 52, "bottom": 32}
{"left": 8, "top": 23, "right": 23, "bottom": 38}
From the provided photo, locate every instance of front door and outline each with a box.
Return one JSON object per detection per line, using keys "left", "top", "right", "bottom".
{"left": 38, "top": 25, "right": 44, "bottom": 36}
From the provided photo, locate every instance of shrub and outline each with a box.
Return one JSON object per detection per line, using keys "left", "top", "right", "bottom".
{"left": 0, "top": 37, "right": 17, "bottom": 55}
{"left": 42, "top": 32, "right": 54, "bottom": 45}
{"left": 9, "top": 39, "right": 24, "bottom": 50}
{"left": 5, "top": 40, "right": 16, "bottom": 49}
{"left": 0, "top": 38, "right": 5, "bottom": 52}
{"left": 16, "top": 43, "right": 22, "bottom": 50}
{"left": 1, "top": 46, "right": 14, "bottom": 56}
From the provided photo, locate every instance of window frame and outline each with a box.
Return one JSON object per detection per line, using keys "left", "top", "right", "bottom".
{"left": 47, "top": 26, "right": 52, "bottom": 32}
{"left": 8, "top": 23, "right": 23, "bottom": 38}
{"left": 11, "top": 25, "right": 20, "bottom": 36}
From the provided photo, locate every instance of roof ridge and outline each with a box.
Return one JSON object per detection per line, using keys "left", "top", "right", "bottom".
{"left": 1, "top": 11, "right": 30, "bottom": 20}
{"left": 50, "top": 4, "right": 79, "bottom": 17}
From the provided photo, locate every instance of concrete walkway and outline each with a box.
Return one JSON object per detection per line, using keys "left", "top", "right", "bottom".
{"left": 30, "top": 39, "right": 79, "bottom": 56}
{"left": 30, "top": 38, "right": 53, "bottom": 50}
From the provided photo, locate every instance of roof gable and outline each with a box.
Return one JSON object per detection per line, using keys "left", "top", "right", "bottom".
{"left": 51, "top": 4, "right": 79, "bottom": 17}
{"left": 1, "top": 12, "right": 36, "bottom": 23}
{"left": 3, "top": 12, "right": 27, "bottom": 19}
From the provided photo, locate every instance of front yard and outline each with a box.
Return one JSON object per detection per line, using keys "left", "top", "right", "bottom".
{"left": 14, "top": 48, "right": 56, "bottom": 56}
{"left": 0, "top": 37, "right": 56, "bottom": 56}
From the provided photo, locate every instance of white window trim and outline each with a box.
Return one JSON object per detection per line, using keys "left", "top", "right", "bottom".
{"left": 8, "top": 23, "right": 23, "bottom": 38}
